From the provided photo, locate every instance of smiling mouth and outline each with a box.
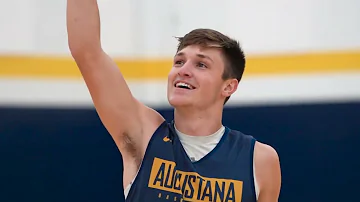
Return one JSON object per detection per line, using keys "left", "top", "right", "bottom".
{"left": 174, "top": 82, "right": 195, "bottom": 90}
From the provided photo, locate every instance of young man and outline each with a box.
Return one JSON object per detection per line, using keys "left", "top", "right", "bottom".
{"left": 66, "top": 0, "right": 281, "bottom": 201}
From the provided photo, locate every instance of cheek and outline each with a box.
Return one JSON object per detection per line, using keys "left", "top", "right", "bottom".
{"left": 168, "top": 67, "right": 176, "bottom": 80}
{"left": 204, "top": 79, "right": 224, "bottom": 95}
{"left": 199, "top": 79, "right": 217, "bottom": 93}
{"left": 167, "top": 68, "right": 177, "bottom": 91}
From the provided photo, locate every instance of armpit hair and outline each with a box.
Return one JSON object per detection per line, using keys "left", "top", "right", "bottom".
{"left": 120, "top": 132, "right": 143, "bottom": 166}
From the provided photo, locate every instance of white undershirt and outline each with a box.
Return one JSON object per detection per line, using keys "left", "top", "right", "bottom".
{"left": 124, "top": 125, "right": 259, "bottom": 200}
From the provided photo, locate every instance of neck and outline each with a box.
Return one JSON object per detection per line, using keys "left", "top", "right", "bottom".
{"left": 173, "top": 105, "right": 224, "bottom": 136}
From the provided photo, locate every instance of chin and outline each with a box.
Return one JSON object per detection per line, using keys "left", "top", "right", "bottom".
{"left": 168, "top": 96, "right": 193, "bottom": 108}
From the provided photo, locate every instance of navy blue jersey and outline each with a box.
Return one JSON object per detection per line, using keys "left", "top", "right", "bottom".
{"left": 126, "top": 121, "right": 257, "bottom": 202}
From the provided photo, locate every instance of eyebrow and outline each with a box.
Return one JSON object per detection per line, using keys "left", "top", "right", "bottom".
{"left": 175, "top": 52, "right": 214, "bottom": 63}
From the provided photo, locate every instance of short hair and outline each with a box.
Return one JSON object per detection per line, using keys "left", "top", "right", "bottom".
{"left": 175, "top": 28, "right": 245, "bottom": 104}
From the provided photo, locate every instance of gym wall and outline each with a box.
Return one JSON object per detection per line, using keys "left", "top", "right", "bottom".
{"left": 1, "top": 0, "right": 360, "bottom": 201}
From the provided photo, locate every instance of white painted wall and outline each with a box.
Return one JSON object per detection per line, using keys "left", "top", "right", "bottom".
{"left": 0, "top": 0, "right": 359, "bottom": 57}
{"left": 1, "top": 73, "right": 360, "bottom": 108}
{"left": 1, "top": 0, "right": 360, "bottom": 107}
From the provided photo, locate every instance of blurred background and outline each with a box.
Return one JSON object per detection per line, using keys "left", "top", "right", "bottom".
{"left": 1, "top": 0, "right": 360, "bottom": 201}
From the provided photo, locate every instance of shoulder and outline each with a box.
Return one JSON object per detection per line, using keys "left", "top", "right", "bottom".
{"left": 254, "top": 141, "right": 280, "bottom": 167}
{"left": 254, "top": 141, "right": 281, "bottom": 201}
{"left": 226, "top": 127, "right": 255, "bottom": 142}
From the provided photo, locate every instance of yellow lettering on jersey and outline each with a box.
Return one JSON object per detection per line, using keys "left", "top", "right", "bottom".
{"left": 149, "top": 158, "right": 243, "bottom": 202}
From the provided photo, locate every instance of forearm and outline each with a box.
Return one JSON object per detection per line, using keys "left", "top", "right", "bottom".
{"left": 66, "top": 0, "right": 102, "bottom": 56}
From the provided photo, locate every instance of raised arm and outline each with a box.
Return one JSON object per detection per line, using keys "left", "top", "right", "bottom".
{"left": 66, "top": 0, "right": 163, "bottom": 158}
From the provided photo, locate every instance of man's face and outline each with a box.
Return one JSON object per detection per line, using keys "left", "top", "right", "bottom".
{"left": 167, "top": 45, "right": 233, "bottom": 109}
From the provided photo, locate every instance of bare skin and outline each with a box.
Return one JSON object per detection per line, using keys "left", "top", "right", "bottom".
{"left": 66, "top": 0, "right": 281, "bottom": 201}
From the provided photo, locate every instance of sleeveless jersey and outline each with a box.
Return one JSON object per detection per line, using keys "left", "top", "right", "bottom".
{"left": 125, "top": 121, "right": 257, "bottom": 202}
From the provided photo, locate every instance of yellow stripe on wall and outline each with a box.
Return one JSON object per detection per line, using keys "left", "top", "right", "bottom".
{"left": 0, "top": 50, "right": 360, "bottom": 79}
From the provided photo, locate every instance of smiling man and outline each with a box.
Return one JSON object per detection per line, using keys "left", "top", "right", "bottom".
{"left": 66, "top": 0, "right": 281, "bottom": 201}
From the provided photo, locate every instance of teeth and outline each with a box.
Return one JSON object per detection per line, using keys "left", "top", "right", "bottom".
{"left": 176, "top": 82, "right": 192, "bottom": 89}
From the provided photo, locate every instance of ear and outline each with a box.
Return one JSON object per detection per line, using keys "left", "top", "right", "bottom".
{"left": 222, "top": 78, "right": 238, "bottom": 97}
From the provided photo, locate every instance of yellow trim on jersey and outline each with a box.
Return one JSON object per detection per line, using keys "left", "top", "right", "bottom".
{"left": 0, "top": 50, "right": 360, "bottom": 79}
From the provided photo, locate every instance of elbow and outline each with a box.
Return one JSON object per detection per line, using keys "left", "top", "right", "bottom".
{"left": 68, "top": 40, "right": 102, "bottom": 60}
{"left": 69, "top": 47, "right": 86, "bottom": 60}
{"left": 69, "top": 48, "right": 103, "bottom": 65}
{"left": 68, "top": 40, "right": 83, "bottom": 59}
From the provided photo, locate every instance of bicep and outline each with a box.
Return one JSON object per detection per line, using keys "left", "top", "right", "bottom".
{"left": 75, "top": 51, "right": 142, "bottom": 138}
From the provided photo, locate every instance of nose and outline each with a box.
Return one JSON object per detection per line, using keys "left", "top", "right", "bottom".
{"left": 178, "top": 62, "right": 192, "bottom": 77}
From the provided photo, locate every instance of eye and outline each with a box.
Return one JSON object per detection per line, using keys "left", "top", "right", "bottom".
{"left": 197, "top": 62, "right": 207, "bottom": 68}
{"left": 174, "top": 60, "right": 184, "bottom": 67}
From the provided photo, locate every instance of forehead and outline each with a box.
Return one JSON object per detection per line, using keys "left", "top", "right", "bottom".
{"left": 176, "top": 45, "right": 224, "bottom": 62}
